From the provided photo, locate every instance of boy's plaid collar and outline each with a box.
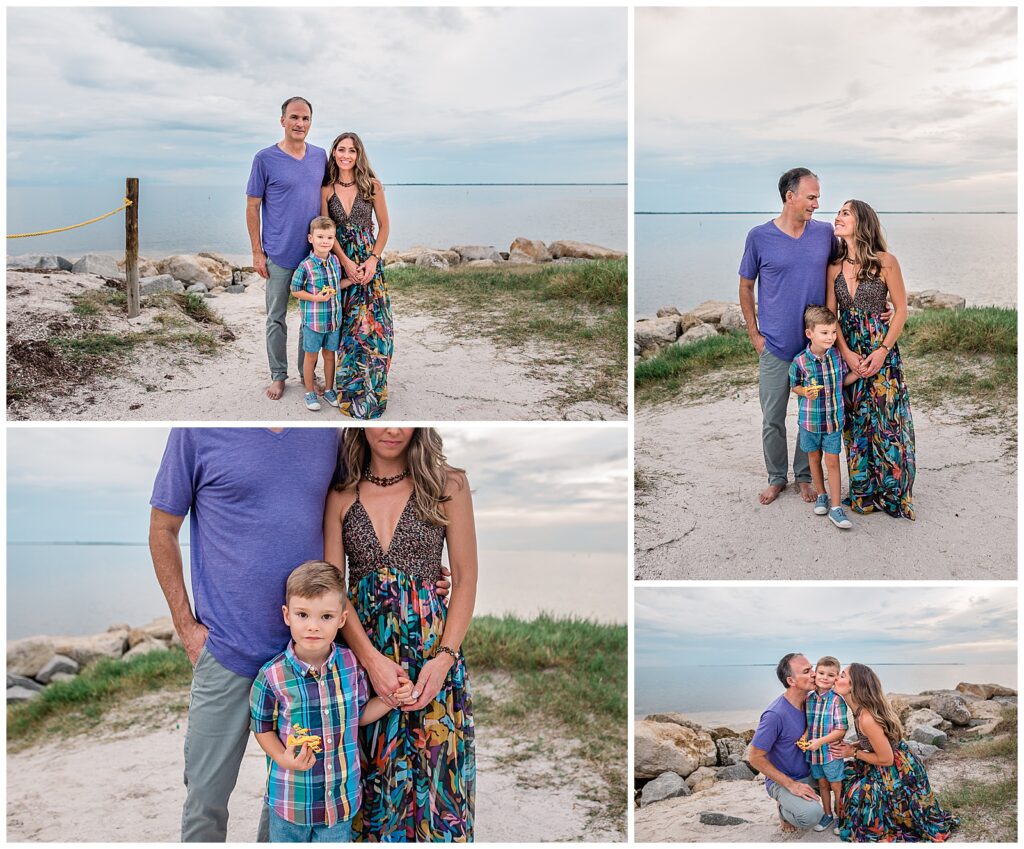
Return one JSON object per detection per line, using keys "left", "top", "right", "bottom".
{"left": 284, "top": 640, "right": 339, "bottom": 677}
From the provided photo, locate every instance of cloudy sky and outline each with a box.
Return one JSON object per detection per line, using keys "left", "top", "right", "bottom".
{"left": 636, "top": 7, "right": 1017, "bottom": 211}
{"left": 6, "top": 426, "right": 628, "bottom": 553}
{"left": 636, "top": 586, "right": 1018, "bottom": 668}
{"left": 7, "top": 7, "right": 626, "bottom": 187}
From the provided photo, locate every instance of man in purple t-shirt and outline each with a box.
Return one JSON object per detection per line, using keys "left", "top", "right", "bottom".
{"left": 246, "top": 97, "right": 328, "bottom": 403}
{"left": 739, "top": 168, "right": 835, "bottom": 507}
{"left": 748, "top": 653, "right": 825, "bottom": 833}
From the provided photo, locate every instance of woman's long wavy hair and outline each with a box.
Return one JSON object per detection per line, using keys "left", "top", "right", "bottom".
{"left": 323, "top": 132, "right": 378, "bottom": 202}
{"left": 848, "top": 662, "right": 904, "bottom": 742}
{"left": 333, "top": 429, "right": 463, "bottom": 526}
{"left": 835, "top": 199, "right": 887, "bottom": 283}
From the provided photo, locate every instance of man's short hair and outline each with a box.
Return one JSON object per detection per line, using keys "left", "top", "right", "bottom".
{"left": 776, "top": 652, "right": 802, "bottom": 687}
{"left": 804, "top": 304, "right": 837, "bottom": 331}
{"left": 281, "top": 96, "right": 313, "bottom": 118}
{"left": 285, "top": 560, "right": 345, "bottom": 604}
{"left": 815, "top": 655, "right": 841, "bottom": 672}
{"left": 309, "top": 215, "right": 335, "bottom": 234}
{"left": 779, "top": 167, "right": 818, "bottom": 202}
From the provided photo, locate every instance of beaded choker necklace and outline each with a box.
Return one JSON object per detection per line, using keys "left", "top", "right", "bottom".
{"left": 363, "top": 467, "right": 410, "bottom": 487}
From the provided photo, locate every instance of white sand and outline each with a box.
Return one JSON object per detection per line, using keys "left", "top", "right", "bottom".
{"left": 635, "top": 387, "right": 1016, "bottom": 578}
{"left": 6, "top": 271, "right": 623, "bottom": 421}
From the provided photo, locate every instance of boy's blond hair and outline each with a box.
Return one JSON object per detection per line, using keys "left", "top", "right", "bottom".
{"left": 285, "top": 560, "right": 346, "bottom": 604}
{"left": 815, "top": 655, "right": 841, "bottom": 672}
{"left": 804, "top": 304, "right": 838, "bottom": 331}
{"left": 309, "top": 215, "right": 335, "bottom": 234}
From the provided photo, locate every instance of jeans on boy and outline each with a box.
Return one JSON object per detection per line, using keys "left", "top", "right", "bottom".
{"left": 269, "top": 809, "right": 353, "bottom": 843}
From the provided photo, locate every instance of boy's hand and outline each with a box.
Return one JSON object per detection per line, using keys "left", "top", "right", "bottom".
{"left": 393, "top": 680, "right": 414, "bottom": 704}
{"left": 315, "top": 290, "right": 333, "bottom": 302}
{"left": 801, "top": 384, "right": 822, "bottom": 399}
{"left": 806, "top": 737, "right": 824, "bottom": 751}
{"left": 275, "top": 741, "right": 316, "bottom": 772}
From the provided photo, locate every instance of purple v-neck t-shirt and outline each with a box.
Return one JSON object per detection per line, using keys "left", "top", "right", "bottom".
{"left": 246, "top": 143, "right": 327, "bottom": 269}
{"left": 739, "top": 217, "right": 835, "bottom": 361}
{"left": 751, "top": 693, "right": 810, "bottom": 792}
{"left": 151, "top": 428, "right": 340, "bottom": 678}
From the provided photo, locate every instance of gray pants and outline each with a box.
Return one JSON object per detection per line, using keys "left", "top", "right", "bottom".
{"left": 759, "top": 349, "right": 811, "bottom": 486}
{"left": 182, "top": 646, "right": 269, "bottom": 842}
{"left": 766, "top": 775, "right": 824, "bottom": 829}
{"left": 265, "top": 259, "right": 306, "bottom": 382}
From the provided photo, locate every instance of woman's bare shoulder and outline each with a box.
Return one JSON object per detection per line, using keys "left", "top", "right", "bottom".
{"left": 444, "top": 468, "right": 469, "bottom": 497}
{"left": 878, "top": 250, "right": 900, "bottom": 268}
{"left": 327, "top": 484, "right": 358, "bottom": 515}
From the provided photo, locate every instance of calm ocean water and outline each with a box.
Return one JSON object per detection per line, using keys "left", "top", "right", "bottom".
{"left": 635, "top": 663, "right": 1018, "bottom": 728}
{"left": 636, "top": 213, "right": 1018, "bottom": 316}
{"left": 6, "top": 543, "right": 626, "bottom": 640}
{"left": 7, "top": 184, "right": 626, "bottom": 260}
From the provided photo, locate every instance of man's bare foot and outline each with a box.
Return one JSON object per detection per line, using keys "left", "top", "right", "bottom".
{"left": 798, "top": 481, "right": 816, "bottom": 503}
{"left": 779, "top": 818, "right": 798, "bottom": 833}
{"left": 265, "top": 380, "right": 285, "bottom": 401}
{"left": 759, "top": 483, "right": 786, "bottom": 505}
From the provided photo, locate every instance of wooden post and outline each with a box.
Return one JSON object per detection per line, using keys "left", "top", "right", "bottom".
{"left": 125, "top": 177, "right": 140, "bottom": 318}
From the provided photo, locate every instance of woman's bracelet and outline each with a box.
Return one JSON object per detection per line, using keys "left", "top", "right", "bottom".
{"left": 435, "top": 645, "right": 458, "bottom": 663}
{"left": 369, "top": 251, "right": 380, "bottom": 260}
{"left": 878, "top": 342, "right": 891, "bottom": 352}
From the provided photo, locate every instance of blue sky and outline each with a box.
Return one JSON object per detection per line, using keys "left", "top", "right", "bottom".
{"left": 7, "top": 7, "right": 626, "bottom": 188}
{"left": 6, "top": 427, "right": 628, "bottom": 554}
{"left": 636, "top": 586, "right": 1018, "bottom": 669}
{"left": 636, "top": 7, "right": 1017, "bottom": 211}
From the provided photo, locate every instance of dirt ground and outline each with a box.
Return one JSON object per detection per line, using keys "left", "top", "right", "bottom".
{"left": 6, "top": 270, "right": 622, "bottom": 421}
{"left": 635, "top": 386, "right": 1016, "bottom": 579}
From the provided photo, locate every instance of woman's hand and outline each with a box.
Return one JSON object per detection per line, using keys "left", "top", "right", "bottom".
{"left": 841, "top": 348, "right": 865, "bottom": 377}
{"left": 340, "top": 256, "right": 362, "bottom": 284}
{"left": 859, "top": 346, "right": 888, "bottom": 378}
{"left": 829, "top": 740, "right": 857, "bottom": 759}
{"left": 402, "top": 654, "right": 455, "bottom": 712}
{"left": 356, "top": 255, "right": 378, "bottom": 283}
{"left": 365, "top": 651, "right": 412, "bottom": 708}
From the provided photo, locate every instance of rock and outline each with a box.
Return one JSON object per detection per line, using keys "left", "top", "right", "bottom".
{"left": 715, "top": 737, "right": 747, "bottom": 766}
{"left": 676, "top": 323, "right": 719, "bottom": 347}
{"left": 157, "top": 254, "right": 233, "bottom": 286}
{"left": 119, "top": 256, "right": 160, "bottom": 277}
{"left": 656, "top": 306, "right": 681, "bottom": 318}
{"left": 679, "top": 312, "right": 705, "bottom": 333}
{"left": 508, "top": 237, "right": 552, "bottom": 264}
{"left": 699, "top": 812, "right": 749, "bottom": 826}
{"left": 716, "top": 763, "right": 755, "bottom": 781}
{"left": 140, "top": 275, "right": 185, "bottom": 296}
{"left": 225, "top": 284, "right": 246, "bottom": 294}
{"left": 641, "top": 771, "right": 691, "bottom": 807}
{"left": 685, "top": 766, "right": 719, "bottom": 792}
{"left": 138, "top": 616, "right": 176, "bottom": 643}
{"left": 72, "top": 253, "right": 122, "bottom": 278}
{"left": 930, "top": 693, "right": 972, "bottom": 726}
{"left": 718, "top": 304, "right": 747, "bottom": 332}
{"left": 548, "top": 240, "right": 625, "bottom": 261}
{"left": 6, "top": 675, "right": 44, "bottom": 692}
{"left": 54, "top": 630, "right": 127, "bottom": 667}
{"left": 451, "top": 245, "right": 503, "bottom": 263}
{"left": 107, "top": 623, "right": 131, "bottom": 633}
{"left": 957, "top": 682, "right": 1016, "bottom": 699}
{"left": 48, "top": 672, "right": 77, "bottom": 685}
{"left": 35, "top": 654, "right": 80, "bottom": 684}
{"left": 123, "top": 638, "right": 169, "bottom": 662}
{"left": 7, "top": 686, "right": 42, "bottom": 703}
{"left": 643, "top": 713, "right": 708, "bottom": 733}
{"left": 888, "top": 692, "right": 934, "bottom": 709}
{"left": 904, "top": 708, "right": 945, "bottom": 734}
{"left": 6, "top": 636, "right": 57, "bottom": 678}
{"left": 7, "top": 253, "right": 73, "bottom": 271}
{"left": 905, "top": 740, "right": 939, "bottom": 761}
{"left": 908, "top": 290, "right": 965, "bottom": 310}
{"left": 551, "top": 257, "right": 590, "bottom": 265}
{"left": 968, "top": 700, "right": 1005, "bottom": 721}
{"left": 635, "top": 317, "right": 681, "bottom": 354}
{"left": 387, "top": 261, "right": 410, "bottom": 269}
{"left": 910, "top": 725, "right": 947, "bottom": 747}
{"left": 967, "top": 720, "right": 1001, "bottom": 736}
{"left": 686, "top": 300, "right": 735, "bottom": 325}
{"left": 186, "top": 283, "right": 209, "bottom": 295}
{"left": 992, "top": 695, "right": 1017, "bottom": 706}
{"left": 464, "top": 259, "right": 499, "bottom": 268}
{"left": 635, "top": 720, "right": 717, "bottom": 781}
{"left": 415, "top": 251, "right": 450, "bottom": 271}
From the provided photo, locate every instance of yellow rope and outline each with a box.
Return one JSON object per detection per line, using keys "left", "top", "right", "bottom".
{"left": 7, "top": 199, "right": 133, "bottom": 239}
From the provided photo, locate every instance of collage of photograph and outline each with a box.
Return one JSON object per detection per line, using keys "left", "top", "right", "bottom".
{"left": 4, "top": 3, "right": 1018, "bottom": 846}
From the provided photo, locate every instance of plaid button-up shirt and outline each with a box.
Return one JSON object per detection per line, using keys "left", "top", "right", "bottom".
{"left": 805, "top": 689, "right": 849, "bottom": 765}
{"left": 290, "top": 252, "right": 341, "bottom": 332}
{"left": 789, "top": 344, "right": 848, "bottom": 433}
{"left": 250, "top": 642, "right": 368, "bottom": 826}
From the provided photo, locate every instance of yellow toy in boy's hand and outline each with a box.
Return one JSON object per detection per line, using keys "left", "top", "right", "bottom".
{"left": 796, "top": 734, "right": 811, "bottom": 751}
{"left": 803, "top": 382, "right": 822, "bottom": 396}
{"left": 318, "top": 284, "right": 336, "bottom": 297}
{"left": 286, "top": 725, "right": 323, "bottom": 753}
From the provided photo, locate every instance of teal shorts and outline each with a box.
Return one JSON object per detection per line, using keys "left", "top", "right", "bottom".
{"left": 301, "top": 325, "right": 341, "bottom": 353}
{"left": 809, "top": 758, "right": 845, "bottom": 782}
{"left": 799, "top": 426, "right": 842, "bottom": 455}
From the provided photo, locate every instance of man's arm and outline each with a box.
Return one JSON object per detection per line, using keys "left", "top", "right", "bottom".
{"left": 246, "top": 196, "right": 268, "bottom": 278}
{"left": 747, "top": 746, "right": 819, "bottom": 801}
{"left": 149, "top": 506, "right": 207, "bottom": 664}
{"left": 739, "top": 276, "right": 764, "bottom": 354}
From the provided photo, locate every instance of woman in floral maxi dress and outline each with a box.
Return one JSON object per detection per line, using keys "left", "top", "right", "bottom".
{"left": 826, "top": 200, "right": 915, "bottom": 519}
{"left": 324, "top": 428, "right": 476, "bottom": 842}
{"left": 321, "top": 133, "right": 393, "bottom": 419}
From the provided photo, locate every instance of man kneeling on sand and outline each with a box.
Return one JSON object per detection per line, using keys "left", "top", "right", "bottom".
{"left": 747, "top": 653, "right": 826, "bottom": 833}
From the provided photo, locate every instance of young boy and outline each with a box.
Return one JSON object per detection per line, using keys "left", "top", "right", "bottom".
{"left": 789, "top": 305, "right": 859, "bottom": 529}
{"left": 801, "top": 655, "right": 849, "bottom": 832}
{"left": 290, "top": 217, "right": 342, "bottom": 412}
{"left": 250, "top": 560, "right": 409, "bottom": 842}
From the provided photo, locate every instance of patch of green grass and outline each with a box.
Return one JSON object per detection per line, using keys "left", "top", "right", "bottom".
{"left": 902, "top": 307, "right": 1016, "bottom": 355}
{"left": 635, "top": 330, "right": 755, "bottom": 404}
{"left": 937, "top": 776, "right": 1017, "bottom": 842}
{"left": 50, "top": 332, "right": 138, "bottom": 358}
{"left": 7, "top": 648, "right": 193, "bottom": 748}
{"left": 70, "top": 287, "right": 127, "bottom": 316}
{"left": 956, "top": 734, "right": 1016, "bottom": 760}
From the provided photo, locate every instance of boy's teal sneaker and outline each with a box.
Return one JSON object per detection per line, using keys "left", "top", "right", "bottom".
{"left": 304, "top": 391, "right": 321, "bottom": 412}
{"left": 323, "top": 389, "right": 339, "bottom": 408}
{"left": 814, "top": 813, "right": 835, "bottom": 832}
{"left": 813, "top": 493, "right": 829, "bottom": 515}
{"left": 828, "top": 506, "right": 852, "bottom": 529}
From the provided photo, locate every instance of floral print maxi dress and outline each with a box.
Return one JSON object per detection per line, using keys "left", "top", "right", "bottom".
{"left": 343, "top": 487, "right": 475, "bottom": 842}
{"left": 328, "top": 191, "right": 394, "bottom": 419}
{"left": 835, "top": 271, "right": 916, "bottom": 519}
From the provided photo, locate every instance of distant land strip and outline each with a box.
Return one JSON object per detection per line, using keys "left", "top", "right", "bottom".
{"left": 388, "top": 181, "right": 626, "bottom": 186}
{"left": 636, "top": 210, "right": 1014, "bottom": 215}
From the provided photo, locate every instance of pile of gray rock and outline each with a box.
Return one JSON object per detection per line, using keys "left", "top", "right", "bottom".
{"left": 635, "top": 682, "right": 1015, "bottom": 810}
{"left": 7, "top": 617, "right": 181, "bottom": 704}
{"left": 382, "top": 238, "right": 625, "bottom": 271}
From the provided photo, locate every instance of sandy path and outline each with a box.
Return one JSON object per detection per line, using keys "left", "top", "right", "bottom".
{"left": 7, "top": 272, "right": 621, "bottom": 421}
{"left": 6, "top": 691, "right": 622, "bottom": 842}
{"left": 635, "top": 388, "right": 1016, "bottom": 578}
